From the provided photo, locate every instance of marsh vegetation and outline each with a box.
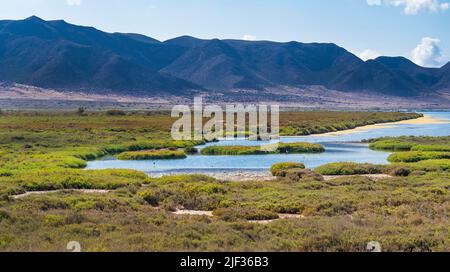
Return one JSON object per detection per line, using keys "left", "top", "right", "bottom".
{"left": 200, "top": 143, "right": 325, "bottom": 155}
{"left": 0, "top": 111, "right": 448, "bottom": 252}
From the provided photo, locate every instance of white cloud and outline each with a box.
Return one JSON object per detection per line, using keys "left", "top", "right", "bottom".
{"left": 66, "top": 0, "right": 81, "bottom": 6}
{"left": 367, "top": 0, "right": 449, "bottom": 14}
{"left": 367, "top": 0, "right": 382, "bottom": 6}
{"left": 412, "top": 37, "right": 444, "bottom": 67}
{"left": 441, "top": 2, "right": 450, "bottom": 9}
{"left": 243, "top": 35, "right": 257, "bottom": 41}
{"left": 359, "top": 49, "right": 382, "bottom": 61}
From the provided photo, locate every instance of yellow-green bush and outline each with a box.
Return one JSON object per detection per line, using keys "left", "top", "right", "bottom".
{"left": 213, "top": 207, "right": 279, "bottom": 221}
{"left": 411, "top": 145, "right": 450, "bottom": 152}
{"left": 315, "top": 162, "right": 386, "bottom": 175}
{"left": 15, "top": 169, "right": 148, "bottom": 191}
{"left": 277, "top": 168, "right": 324, "bottom": 182}
{"left": 201, "top": 142, "right": 324, "bottom": 155}
{"left": 406, "top": 159, "right": 450, "bottom": 172}
{"left": 1, "top": 112, "right": 449, "bottom": 252}
{"left": 388, "top": 151, "right": 450, "bottom": 163}
{"left": 369, "top": 140, "right": 415, "bottom": 151}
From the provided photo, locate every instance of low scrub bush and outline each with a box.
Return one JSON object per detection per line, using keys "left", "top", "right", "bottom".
{"left": 277, "top": 142, "right": 325, "bottom": 153}
{"left": 315, "top": 162, "right": 385, "bottom": 175}
{"left": 201, "top": 142, "right": 324, "bottom": 155}
{"left": 411, "top": 145, "right": 450, "bottom": 152}
{"left": 138, "top": 189, "right": 171, "bottom": 207}
{"left": 213, "top": 207, "right": 279, "bottom": 221}
{"left": 106, "top": 110, "right": 127, "bottom": 116}
{"left": 104, "top": 141, "right": 201, "bottom": 154}
{"left": 277, "top": 169, "right": 324, "bottom": 182}
{"left": 407, "top": 159, "right": 450, "bottom": 172}
{"left": 369, "top": 136, "right": 450, "bottom": 152}
{"left": 147, "top": 174, "right": 217, "bottom": 184}
{"left": 369, "top": 140, "right": 414, "bottom": 151}
{"left": 388, "top": 152, "right": 450, "bottom": 163}
{"left": 200, "top": 145, "right": 267, "bottom": 155}
{"left": 270, "top": 162, "right": 305, "bottom": 176}
{"left": 117, "top": 150, "right": 187, "bottom": 160}
{"left": 15, "top": 169, "right": 147, "bottom": 192}
{"left": 385, "top": 166, "right": 411, "bottom": 177}
{"left": 0, "top": 209, "right": 11, "bottom": 221}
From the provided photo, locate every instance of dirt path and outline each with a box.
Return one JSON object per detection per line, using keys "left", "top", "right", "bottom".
{"left": 172, "top": 210, "right": 214, "bottom": 216}
{"left": 172, "top": 209, "right": 305, "bottom": 224}
{"left": 317, "top": 114, "right": 447, "bottom": 137}
{"left": 323, "top": 174, "right": 392, "bottom": 181}
{"left": 10, "top": 189, "right": 111, "bottom": 199}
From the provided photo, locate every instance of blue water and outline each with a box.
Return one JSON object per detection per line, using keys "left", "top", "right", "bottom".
{"left": 86, "top": 112, "right": 450, "bottom": 174}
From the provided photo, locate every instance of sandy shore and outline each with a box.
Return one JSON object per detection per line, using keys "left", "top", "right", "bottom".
{"left": 150, "top": 170, "right": 277, "bottom": 182}
{"left": 153, "top": 171, "right": 394, "bottom": 182}
{"left": 319, "top": 114, "right": 448, "bottom": 136}
{"left": 202, "top": 171, "right": 276, "bottom": 182}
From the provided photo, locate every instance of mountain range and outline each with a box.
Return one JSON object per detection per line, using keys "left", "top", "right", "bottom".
{"left": 1, "top": 16, "right": 449, "bottom": 98}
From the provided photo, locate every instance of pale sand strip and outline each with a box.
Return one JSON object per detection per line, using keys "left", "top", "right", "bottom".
{"left": 10, "top": 189, "right": 111, "bottom": 199}
{"left": 248, "top": 214, "right": 306, "bottom": 225}
{"left": 172, "top": 209, "right": 305, "bottom": 224}
{"left": 172, "top": 210, "right": 214, "bottom": 216}
{"left": 201, "top": 171, "right": 276, "bottom": 182}
{"left": 322, "top": 174, "right": 392, "bottom": 181}
{"left": 318, "top": 114, "right": 448, "bottom": 136}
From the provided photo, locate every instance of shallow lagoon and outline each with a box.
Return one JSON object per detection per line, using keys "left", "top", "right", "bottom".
{"left": 86, "top": 112, "right": 450, "bottom": 175}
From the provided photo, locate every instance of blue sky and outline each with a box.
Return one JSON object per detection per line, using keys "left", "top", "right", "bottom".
{"left": 1, "top": 0, "right": 449, "bottom": 67}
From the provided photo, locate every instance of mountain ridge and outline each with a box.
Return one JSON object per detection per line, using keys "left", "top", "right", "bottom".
{"left": 0, "top": 16, "right": 449, "bottom": 98}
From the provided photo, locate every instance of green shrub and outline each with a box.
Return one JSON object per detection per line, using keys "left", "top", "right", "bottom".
{"left": 369, "top": 140, "right": 414, "bottom": 151}
{"left": 184, "top": 146, "right": 198, "bottom": 154}
{"left": 270, "top": 162, "right": 305, "bottom": 176}
{"left": 411, "top": 145, "right": 450, "bottom": 152}
{"left": 106, "top": 110, "right": 126, "bottom": 116}
{"left": 58, "top": 156, "right": 87, "bottom": 169}
{"left": 201, "top": 145, "right": 266, "bottom": 155}
{"left": 104, "top": 141, "right": 202, "bottom": 154}
{"left": 408, "top": 159, "right": 450, "bottom": 172}
{"left": 0, "top": 209, "right": 10, "bottom": 222}
{"left": 278, "top": 143, "right": 325, "bottom": 153}
{"left": 369, "top": 136, "right": 450, "bottom": 152}
{"left": 138, "top": 189, "right": 167, "bottom": 207}
{"left": 77, "top": 107, "right": 86, "bottom": 116}
{"left": 385, "top": 166, "right": 411, "bottom": 177}
{"left": 16, "top": 169, "right": 146, "bottom": 192}
{"left": 43, "top": 214, "right": 65, "bottom": 227}
{"left": 315, "top": 162, "right": 385, "bottom": 175}
{"left": 388, "top": 151, "right": 450, "bottom": 163}
{"left": 201, "top": 142, "right": 324, "bottom": 155}
{"left": 213, "top": 207, "right": 279, "bottom": 221}
{"left": 277, "top": 169, "right": 324, "bottom": 182}
{"left": 147, "top": 174, "right": 217, "bottom": 184}
{"left": 117, "top": 150, "right": 187, "bottom": 160}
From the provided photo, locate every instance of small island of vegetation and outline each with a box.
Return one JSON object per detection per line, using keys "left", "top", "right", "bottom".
{"left": 117, "top": 150, "right": 187, "bottom": 160}
{"left": 1, "top": 111, "right": 448, "bottom": 252}
{"left": 200, "top": 142, "right": 325, "bottom": 155}
{"left": 270, "top": 162, "right": 306, "bottom": 176}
